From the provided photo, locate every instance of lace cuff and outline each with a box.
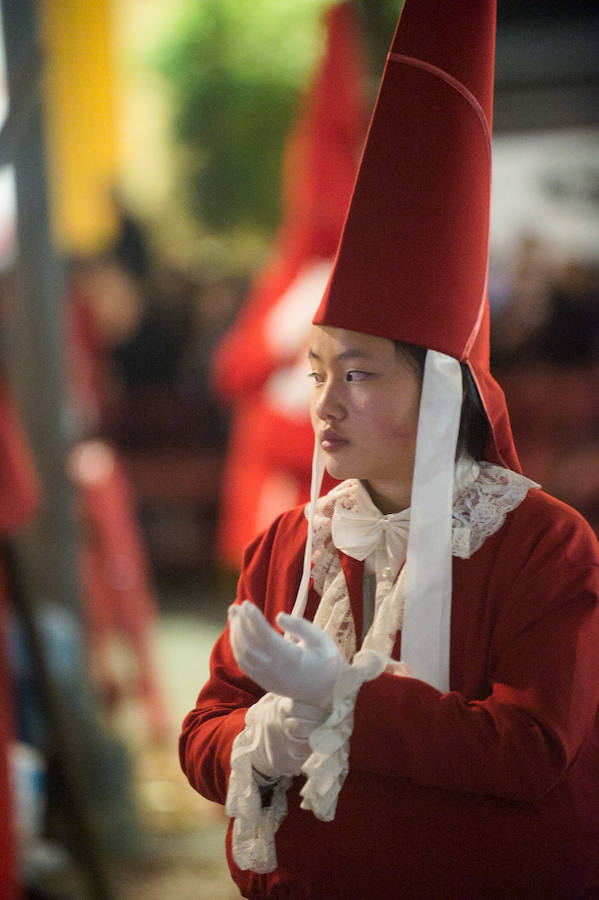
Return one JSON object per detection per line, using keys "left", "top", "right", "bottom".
{"left": 225, "top": 700, "right": 292, "bottom": 873}
{"left": 227, "top": 652, "right": 408, "bottom": 871}
{"left": 299, "top": 648, "right": 391, "bottom": 820}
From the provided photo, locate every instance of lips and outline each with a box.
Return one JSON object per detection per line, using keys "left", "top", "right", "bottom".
{"left": 320, "top": 428, "right": 349, "bottom": 452}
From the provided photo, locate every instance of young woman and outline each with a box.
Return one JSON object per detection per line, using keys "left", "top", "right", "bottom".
{"left": 180, "top": 2, "right": 599, "bottom": 897}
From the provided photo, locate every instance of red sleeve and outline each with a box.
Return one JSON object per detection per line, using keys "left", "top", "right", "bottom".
{"left": 351, "top": 501, "right": 599, "bottom": 803}
{"left": 179, "top": 508, "right": 308, "bottom": 804}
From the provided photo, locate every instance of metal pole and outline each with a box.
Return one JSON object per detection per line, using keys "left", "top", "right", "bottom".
{"left": 0, "top": 1, "right": 139, "bottom": 896}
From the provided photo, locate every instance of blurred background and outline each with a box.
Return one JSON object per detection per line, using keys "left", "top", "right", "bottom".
{"left": 0, "top": 1, "right": 597, "bottom": 897}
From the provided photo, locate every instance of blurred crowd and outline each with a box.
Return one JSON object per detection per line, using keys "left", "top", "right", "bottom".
{"left": 66, "top": 205, "right": 243, "bottom": 581}
{"left": 490, "top": 234, "right": 599, "bottom": 534}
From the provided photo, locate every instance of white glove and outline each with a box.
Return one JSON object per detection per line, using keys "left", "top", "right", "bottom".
{"left": 228, "top": 601, "right": 347, "bottom": 711}
{"left": 248, "top": 692, "right": 327, "bottom": 779}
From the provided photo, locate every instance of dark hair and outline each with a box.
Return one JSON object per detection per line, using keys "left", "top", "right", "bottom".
{"left": 393, "top": 340, "right": 489, "bottom": 461}
{"left": 457, "top": 364, "right": 489, "bottom": 460}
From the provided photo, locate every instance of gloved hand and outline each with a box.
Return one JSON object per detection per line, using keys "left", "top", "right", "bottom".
{"left": 248, "top": 692, "right": 327, "bottom": 779}
{"left": 228, "top": 600, "right": 347, "bottom": 711}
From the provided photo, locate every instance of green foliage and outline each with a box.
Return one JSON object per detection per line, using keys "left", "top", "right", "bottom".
{"left": 155, "top": 0, "right": 331, "bottom": 236}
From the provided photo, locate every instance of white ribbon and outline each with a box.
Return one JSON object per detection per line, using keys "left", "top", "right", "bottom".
{"left": 402, "top": 350, "right": 462, "bottom": 693}
{"left": 295, "top": 350, "right": 462, "bottom": 692}
{"left": 291, "top": 441, "right": 325, "bottom": 619}
{"left": 331, "top": 491, "right": 410, "bottom": 566}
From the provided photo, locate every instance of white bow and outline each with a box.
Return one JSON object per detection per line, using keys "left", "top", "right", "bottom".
{"left": 331, "top": 488, "right": 410, "bottom": 567}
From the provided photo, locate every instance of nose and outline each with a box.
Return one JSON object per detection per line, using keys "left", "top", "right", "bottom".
{"left": 313, "top": 378, "right": 345, "bottom": 422}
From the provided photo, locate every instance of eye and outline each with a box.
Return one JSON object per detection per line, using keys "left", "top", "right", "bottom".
{"left": 345, "top": 370, "right": 369, "bottom": 382}
{"left": 308, "top": 371, "right": 325, "bottom": 384}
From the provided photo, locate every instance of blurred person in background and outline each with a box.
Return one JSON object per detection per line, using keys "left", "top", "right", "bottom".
{"left": 211, "top": 2, "right": 368, "bottom": 571}
{"left": 66, "top": 251, "right": 171, "bottom": 742}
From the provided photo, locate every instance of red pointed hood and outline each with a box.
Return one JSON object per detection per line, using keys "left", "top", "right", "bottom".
{"left": 279, "top": 1, "right": 367, "bottom": 264}
{"left": 314, "top": 0, "right": 520, "bottom": 471}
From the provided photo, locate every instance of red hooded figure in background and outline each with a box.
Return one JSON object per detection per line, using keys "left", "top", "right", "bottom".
{"left": 211, "top": 2, "right": 367, "bottom": 568}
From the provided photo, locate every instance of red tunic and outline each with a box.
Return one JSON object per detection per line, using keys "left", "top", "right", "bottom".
{"left": 180, "top": 487, "right": 599, "bottom": 899}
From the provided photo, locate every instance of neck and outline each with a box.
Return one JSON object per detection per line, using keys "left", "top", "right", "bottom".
{"left": 364, "top": 479, "right": 411, "bottom": 514}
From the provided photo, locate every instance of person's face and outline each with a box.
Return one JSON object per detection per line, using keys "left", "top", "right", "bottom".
{"left": 308, "top": 325, "right": 422, "bottom": 512}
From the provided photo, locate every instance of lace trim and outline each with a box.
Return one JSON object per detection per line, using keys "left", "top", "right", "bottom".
{"left": 226, "top": 697, "right": 292, "bottom": 873}
{"left": 309, "top": 463, "right": 539, "bottom": 589}
{"left": 307, "top": 464, "right": 538, "bottom": 658}
{"left": 310, "top": 479, "right": 362, "bottom": 593}
{"left": 226, "top": 651, "right": 394, "bottom": 873}
{"left": 313, "top": 564, "right": 356, "bottom": 659}
{"left": 300, "top": 648, "right": 409, "bottom": 819}
{"left": 452, "top": 462, "right": 539, "bottom": 558}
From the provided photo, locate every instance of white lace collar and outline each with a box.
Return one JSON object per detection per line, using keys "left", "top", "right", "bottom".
{"left": 309, "top": 462, "right": 539, "bottom": 593}
{"left": 451, "top": 461, "right": 539, "bottom": 558}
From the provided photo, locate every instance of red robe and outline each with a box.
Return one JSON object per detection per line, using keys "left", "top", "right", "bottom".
{"left": 180, "top": 487, "right": 599, "bottom": 899}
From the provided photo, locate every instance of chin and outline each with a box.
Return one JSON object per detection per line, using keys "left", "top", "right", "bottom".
{"left": 323, "top": 458, "right": 350, "bottom": 481}
{"left": 324, "top": 457, "right": 363, "bottom": 483}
